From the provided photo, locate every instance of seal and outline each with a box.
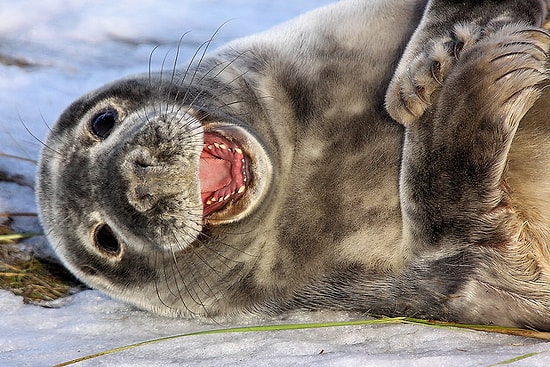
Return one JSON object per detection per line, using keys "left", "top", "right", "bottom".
{"left": 37, "top": 0, "right": 550, "bottom": 329}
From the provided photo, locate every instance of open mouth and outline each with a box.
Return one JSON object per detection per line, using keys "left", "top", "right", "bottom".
{"left": 199, "top": 131, "right": 250, "bottom": 217}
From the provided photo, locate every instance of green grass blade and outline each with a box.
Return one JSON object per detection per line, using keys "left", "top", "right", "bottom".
{"left": 52, "top": 316, "right": 550, "bottom": 366}
{"left": 52, "top": 318, "right": 405, "bottom": 366}
{"left": 400, "top": 317, "right": 550, "bottom": 340}
{"left": 486, "top": 351, "right": 544, "bottom": 366}
{"left": 0, "top": 232, "right": 42, "bottom": 242}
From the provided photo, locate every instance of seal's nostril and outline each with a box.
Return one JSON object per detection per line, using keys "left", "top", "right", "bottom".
{"left": 135, "top": 158, "right": 150, "bottom": 168}
{"left": 130, "top": 185, "right": 156, "bottom": 212}
{"left": 122, "top": 149, "right": 159, "bottom": 212}
{"left": 127, "top": 148, "right": 156, "bottom": 169}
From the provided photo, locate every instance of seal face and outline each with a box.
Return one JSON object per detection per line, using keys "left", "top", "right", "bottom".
{"left": 38, "top": 72, "right": 277, "bottom": 314}
{"left": 37, "top": 0, "right": 550, "bottom": 328}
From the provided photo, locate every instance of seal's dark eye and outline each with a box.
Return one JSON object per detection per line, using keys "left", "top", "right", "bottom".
{"left": 92, "top": 224, "right": 121, "bottom": 256}
{"left": 89, "top": 109, "right": 118, "bottom": 140}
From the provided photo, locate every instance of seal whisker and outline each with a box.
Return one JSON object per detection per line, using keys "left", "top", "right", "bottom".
{"left": 153, "top": 248, "right": 185, "bottom": 313}
{"left": 169, "top": 24, "right": 232, "bottom": 115}
{"left": 161, "top": 250, "right": 201, "bottom": 316}
{"left": 179, "top": 61, "right": 251, "bottom": 120}
{"left": 19, "top": 114, "right": 63, "bottom": 158}
{"left": 195, "top": 100, "right": 250, "bottom": 117}
{"left": 191, "top": 247, "right": 224, "bottom": 279}
{"left": 196, "top": 233, "right": 258, "bottom": 260}
{"left": 147, "top": 44, "right": 161, "bottom": 89}
{"left": 169, "top": 32, "right": 192, "bottom": 86}
{"left": 178, "top": 53, "right": 250, "bottom": 118}
{"left": 169, "top": 247, "right": 212, "bottom": 315}
{"left": 175, "top": 238, "right": 227, "bottom": 307}
{"left": 198, "top": 241, "right": 248, "bottom": 269}
{"left": 165, "top": 33, "right": 193, "bottom": 120}
{"left": 32, "top": 112, "right": 67, "bottom": 156}
{"left": 164, "top": 208, "right": 257, "bottom": 261}
{"left": 157, "top": 50, "right": 176, "bottom": 118}
{"left": 43, "top": 213, "right": 73, "bottom": 252}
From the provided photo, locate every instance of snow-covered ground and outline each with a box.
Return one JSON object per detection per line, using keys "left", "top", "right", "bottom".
{"left": 1, "top": 1, "right": 550, "bottom": 366}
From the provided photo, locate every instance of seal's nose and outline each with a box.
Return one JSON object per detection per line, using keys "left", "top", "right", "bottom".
{"left": 116, "top": 110, "right": 204, "bottom": 214}
{"left": 122, "top": 147, "right": 165, "bottom": 212}
{"left": 122, "top": 147, "right": 200, "bottom": 213}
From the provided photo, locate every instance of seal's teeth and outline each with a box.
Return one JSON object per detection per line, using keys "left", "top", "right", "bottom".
{"left": 211, "top": 197, "right": 218, "bottom": 202}
{"left": 238, "top": 185, "right": 245, "bottom": 194}
{"left": 223, "top": 194, "right": 230, "bottom": 200}
{"left": 219, "top": 143, "right": 227, "bottom": 150}
{"left": 214, "top": 142, "right": 220, "bottom": 148}
{"left": 207, "top": 145, "right": 213, "bottom": 150}
{"left": 206, "top": 200, "right": 212, "bottom": 205}
{"left": 235, "top": 148, "right": 243, "bottom": 154}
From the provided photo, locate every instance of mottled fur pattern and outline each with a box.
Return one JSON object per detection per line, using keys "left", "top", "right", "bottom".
{"left": 37, "top": 0, "right": 550, "bottom": 329}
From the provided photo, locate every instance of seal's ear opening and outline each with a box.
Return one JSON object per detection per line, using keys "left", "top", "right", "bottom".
{"left": 92, "top": 224, "right": 121, "bottom": 256}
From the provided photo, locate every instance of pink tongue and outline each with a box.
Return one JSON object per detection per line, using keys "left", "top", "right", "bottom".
{"left": 199, "top": 156, "right": 232, "bottom": 192}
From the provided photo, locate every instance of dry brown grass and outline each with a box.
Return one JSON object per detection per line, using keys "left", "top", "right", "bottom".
{"left": 0, "top": 220, "right": 82, "bottom": 304}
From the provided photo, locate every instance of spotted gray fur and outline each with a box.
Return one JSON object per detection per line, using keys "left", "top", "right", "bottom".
{"left": 37, "top": 0, "right": 550, "bottom": 329}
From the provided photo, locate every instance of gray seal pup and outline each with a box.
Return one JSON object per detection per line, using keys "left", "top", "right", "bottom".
{"left": 37, "top": 0, "right": 550, "bottom": 329}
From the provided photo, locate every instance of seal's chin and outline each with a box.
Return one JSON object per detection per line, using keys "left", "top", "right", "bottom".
{"left": 199, "top": 131, "right": 249, "bottom": 217}
{"left": 198, "top": 123, "right": 272, "bottom": 225}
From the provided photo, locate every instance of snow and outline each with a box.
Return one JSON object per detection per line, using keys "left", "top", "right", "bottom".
{"left": 1, "top": 290, "right": 549, "bottom": 367}
{"left": 1, "top": 0, "right": 550, "bottom": 366}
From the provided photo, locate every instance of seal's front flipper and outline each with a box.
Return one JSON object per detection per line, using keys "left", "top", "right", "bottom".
{"left": 400, "top": 25, "right": 550, "bottom": 248}
{"left": 385, "top": 0, "right": 549, "bottom": 125}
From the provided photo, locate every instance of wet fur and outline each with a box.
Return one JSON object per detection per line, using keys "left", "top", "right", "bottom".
{"left": 37, "top": 0, "right": 550, "bottom": 328}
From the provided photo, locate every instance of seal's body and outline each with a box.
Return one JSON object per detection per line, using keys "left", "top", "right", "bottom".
{"left": 37, "top": 0, "right": 550, "bottom": 329}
